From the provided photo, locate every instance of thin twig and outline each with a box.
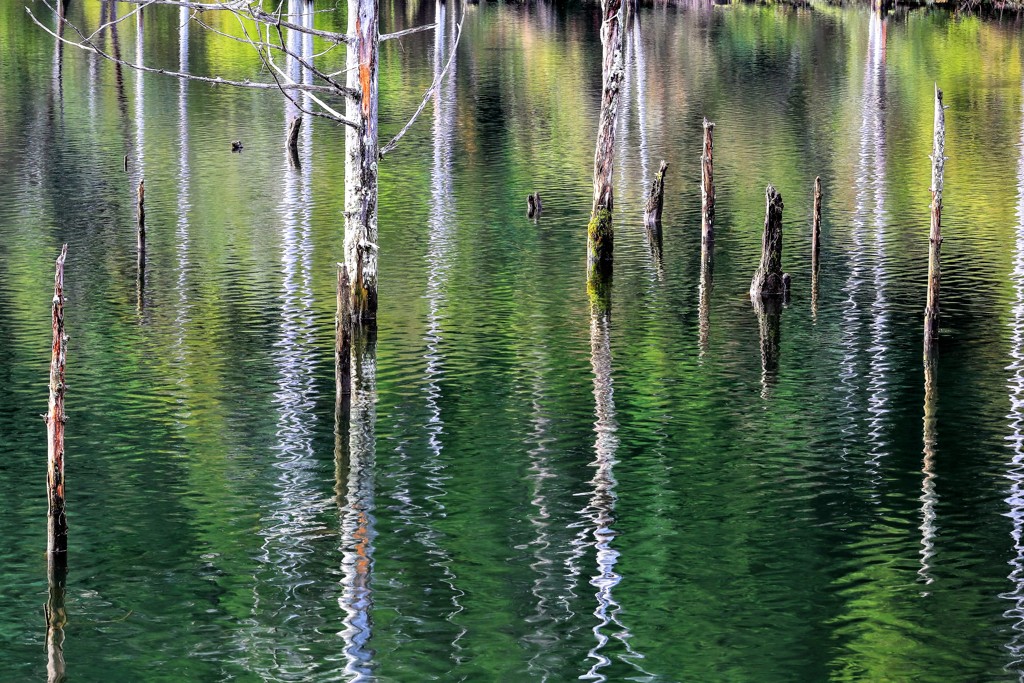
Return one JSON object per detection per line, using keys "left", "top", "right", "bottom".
{"left": 379, "top": 5, "right": 465, "bottom": 158}
{"left": 380, "top": 22, "right": 435, "bottom": 42}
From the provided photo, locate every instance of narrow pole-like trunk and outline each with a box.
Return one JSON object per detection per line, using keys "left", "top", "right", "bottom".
{"left": 643, "top": 160, "right": 668, "bottom": 230}
{"left": 136, "top": 178, "right": 145, "bottom": 254}
{"left": 287, "top": 115, "right": 302, "bottom": 169}
{"left": 750, "top": 185, "right": 787, "bottom": 299}
{"left": 700, "top": 117, "right": 715, "bottom": 253}
{"left": 137, "top": 179, "right": 145, "bottom": 310}
{"left": 812, "top": 175, "right": 821, "bottom": 318}
{"left": 924, "top": 84, "right": 945, "bottom": 360}
{"left": 345, "top": 0, "right": 380, "bottom": 324}
{"left": 47, "top": 245, "right": 69, "bottom": 558}
{"left": 587, "top": 0, "right": 624, "bottom": 288}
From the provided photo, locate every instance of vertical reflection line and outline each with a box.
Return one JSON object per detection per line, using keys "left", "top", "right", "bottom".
{"left": 837, "top": 10, "right": 885, "bottom": 477}
{"left": 632, "top": 15, "right": 649, "bottom": 192}
{"left": 133, "top": 7, "right": 145, "bottom": 190}
{"left": 420, "top": 0, "right": 468, "bottom": 658}
{"left": 338, "top": 326, "right": 378, "bottom": 680}
{"left": 1001, "top": 74, "right": 1024, "bottom": 674}
{"left": 173, "top": 6, "right": 191, "bottom": 382}
{"left": 863, "top": 11, "right": 891, "bottom": 482}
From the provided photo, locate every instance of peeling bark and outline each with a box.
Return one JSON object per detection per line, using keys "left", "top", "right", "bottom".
{"left": 924, "top": 84, "right": 945, "bottom": 360}
{"left": 345, "top": 0, "right": 380, "bottom": 324}
{"left": 701, "top": 118, "right": 715, "bottom": 251}
{"left": 47, "top": 245, "right": 68, "bottom": 558}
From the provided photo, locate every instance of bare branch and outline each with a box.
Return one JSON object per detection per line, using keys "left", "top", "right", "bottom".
{"left": 379, "top": 6, "right": 465, "bottom": 158}
{"left": 25, "top": 3, "right": 359, "bottom": 116}
{"left": 380, "top": 23, "right": 436, "bottom": 42}
{"left": 111, "top": 0, "right": 355, "bottom": 45}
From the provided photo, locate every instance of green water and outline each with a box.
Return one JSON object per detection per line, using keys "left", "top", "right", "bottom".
{"left": 3, "top": 0, "right": 1024, "bottom": 680}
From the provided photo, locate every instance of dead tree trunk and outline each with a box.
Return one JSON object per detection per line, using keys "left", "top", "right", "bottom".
{"left": 136, "top": 178, "right": 145, "bottom": 254}
{"left": 701, "top": 118, "right": 715, "bottom": 252}
{"left": 47, "top": 245, "right": 69, "bottom": 558}
{"left": 644, "top": 160, "right": 668, "bottom": 230}
{"left": 812, "top": 175, "right": 821, "bottom": 318}
{"left": 750, "top": 185, "right": 787, "bottom": 299}
{"left": 344, "top": 0, "right": 380, "bottom": 324}
{"left": 924, "top": 84, "right": 945, "bottom": 360}
{"left": 587, "top": 0, "right": 624, "bottom": 287}
{"left": 287, "top": 115, "right": 302, "bottom": 169}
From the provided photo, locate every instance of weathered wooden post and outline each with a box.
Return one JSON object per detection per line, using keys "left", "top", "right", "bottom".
{"left": 750, "top": 185, "right": 788, "bottom": 299}
{"left": 924, "top": 84, "right": 945, "bottom": 360}
{"left": 136, "top": 179, "right": 145, "bottom": 254}
{"left": 587, "top": 0, "right": 624, "bottom": 290}
{"left": 701, "top": 118, "right": 715, "bottom": 253}
{"left": 644, "top": 160, "right": 668, "bottom": 230}
{"left": 812, "top": 176, "right": 821, "bottom": 318}
{"left": 287, "top": 115, "right": 302, "bottom": 169}
{"left": 46, "top": 244, "right": 69, "bottom": 560}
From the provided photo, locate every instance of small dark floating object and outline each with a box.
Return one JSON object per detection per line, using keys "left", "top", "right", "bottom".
{"left": 526, "top": 192, "right": 543, "bottom": 219}
{"left": 231, "top": 140, "right": 244, "bottom": 152}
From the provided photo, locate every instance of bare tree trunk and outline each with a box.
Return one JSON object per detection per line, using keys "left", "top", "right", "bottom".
{"left": 700, "top": 117, "right": 715, "bottom": 252}
{"left": 750, "top": 185, "right": 787, "bottom": 299}
{"left": 46, "top": 245, "right": 69, "bottom": 682}
{"left": 924, "top": 84, "right": 945, "bottom": 360}
{"left": 812, "top": 175, "right": 821, "bottom": 319}
{"left": 643, "top": 160, "right": 668, "bottom": 230}
{"left": 345, "top": 0, "right": 380, "bottom": 324}
{"left": 587, "top": 0, "right": 624, "bottom": 287}
{"left": 47, "top": 245, "right": 69, "bottom": 558}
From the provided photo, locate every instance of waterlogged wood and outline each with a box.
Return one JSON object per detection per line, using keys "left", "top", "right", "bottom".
{"left": 701, "top": 118, "right": 715, "bottom": 251}
{"left": 287, "top": 115, "right": 302, "bottom": 168}
{"left": 527, "top": 192, "right": 542, "bottom": 219}
{"left": 587, "top": 0, "right": 624, "bottom": 281}
{"left": 812, "top": 176, "right": 821, "bottom": 318}
{"left": 344, "top": 0, "right": 380, "bottom": 323}
{"left": 750, "top": 185, "right": 787, "bottom": 299}
{"left": 136, "top": 178, "right": 145, "bottom": 252}
{"left": 47, "top": 245, "right": 69, "bottom": 558}
{"left": 924, "top": 84, "right": 945, "bottom": 359}
{"left": 644, "top": 160, "right": 668, "bottom": 230}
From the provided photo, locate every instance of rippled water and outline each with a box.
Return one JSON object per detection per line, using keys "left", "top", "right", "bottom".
{"left": 3, "top": 0, "right": 1024, "bottom": 680}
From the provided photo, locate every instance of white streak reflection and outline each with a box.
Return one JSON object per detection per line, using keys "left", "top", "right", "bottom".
{"left": 837, "top": 10, "right": 889, "bottom": 486}
{"left": 1001, "top": 75, "right": 1024, "bottom": 676}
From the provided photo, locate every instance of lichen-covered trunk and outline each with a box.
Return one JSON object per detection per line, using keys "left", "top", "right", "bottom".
{"left": 700, "top": 118, "right": 715, "bottom": 252}
{"left": 587, "top": 0, "right": 624, "bottom": 284}
{"left": 924, "top": 85, "right": 945, "bottom": 359}
{"left": 47, "top": 245, "right": 68, "bottom": 558}
{"left": 644, "top": 160, "right": 668, "bottom": 230}
{"left": 345, "top": 0, "right": 380, "bottom": 324}
{"left": 750, "top": 185, "right": 785, "bottom": 299}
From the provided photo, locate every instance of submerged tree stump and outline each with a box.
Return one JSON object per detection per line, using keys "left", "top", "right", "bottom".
{"left": 750, "top": 185, "right": 788, "bottom": 300}
{"left": 527, "top": 192, "right": 542, "bottom": 219}
{"left": 644, "top": 160, "right": 668, "bottom": 230}
{"left": 924, "top": 84, "right": 945, "bottom": 360}
{"left": 287, "top": 115, "right": 302, "bottom": 169}
{"left": 46, "top": 245, "right": 69, "bottom": 559}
